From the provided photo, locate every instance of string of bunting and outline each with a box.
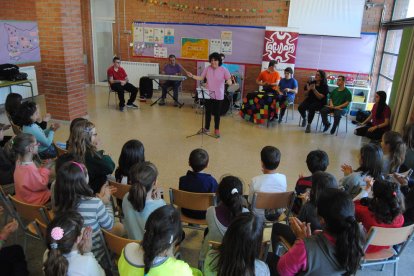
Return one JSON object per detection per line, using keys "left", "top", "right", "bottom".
{"left": 140, "top": 0, "right": 288, "bottom": 18}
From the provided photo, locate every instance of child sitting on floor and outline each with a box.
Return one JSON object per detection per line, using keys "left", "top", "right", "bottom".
{"left": 179, "top": 148, "right": 218, "bottom": 219}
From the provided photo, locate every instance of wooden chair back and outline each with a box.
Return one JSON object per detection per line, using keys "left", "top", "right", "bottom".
{"left": 169, "top": 188, "right": 216, "bottom": 211}
{"left": 35, "top": 218, "right": 48, "bottom": 239}
{"left": 108, "top": 180, "right": 131, "bottom": 200}
{"left": 364, "top": 225, "right": 414, "bottom": 251}
{"left": 55, "top": 143, "right": 68, "bottom": 157}
{"left": 251, "top": 191, "right": 295, "bottom": 210}
{"left": 8, "top": 195, "right": 50, "bottom": 224}
{"left": 101, "top": 228, "right": 138, "bottom": 257}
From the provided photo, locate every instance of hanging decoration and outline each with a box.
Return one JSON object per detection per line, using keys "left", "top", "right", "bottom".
{"left": 140, "top": 0, "right": 288, "bottom": 18}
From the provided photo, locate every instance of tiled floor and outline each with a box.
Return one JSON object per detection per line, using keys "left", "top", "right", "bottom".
{"left": 1, "top": 85, "right": 413, "bottom": 275}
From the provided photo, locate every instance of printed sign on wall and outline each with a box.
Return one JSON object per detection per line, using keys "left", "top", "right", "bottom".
{"left": 181, "top": 38, "right": 209, "bottom": 60}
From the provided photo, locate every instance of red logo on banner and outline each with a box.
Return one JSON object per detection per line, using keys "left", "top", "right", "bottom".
{"left": 262, "top": 31, "right": 298, "bottom": 63}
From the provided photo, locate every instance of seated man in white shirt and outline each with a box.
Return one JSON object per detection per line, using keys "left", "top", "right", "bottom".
{"left": 248, "top": 146, "right": 287, "bottom": 218}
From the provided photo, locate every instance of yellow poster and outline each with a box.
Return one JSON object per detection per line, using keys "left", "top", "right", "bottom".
{"left": 181, "top": 38, "right": 209, "bottom": 60}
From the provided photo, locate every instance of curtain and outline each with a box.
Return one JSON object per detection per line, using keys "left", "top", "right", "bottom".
{"left": 391, "top": 27, "right": 414, "bottom": 133}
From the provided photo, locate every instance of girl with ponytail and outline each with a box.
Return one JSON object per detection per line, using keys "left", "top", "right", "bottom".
{"left": 355, "top": 179, "right": 404, "bottom": 253}
{"left": 118, "top": 205, "right": 196, "bottom": 275}
{"left": 199, "top": 175, "right": 248, "bottom": 261}
{"left": 43, "top": 211, "right": 104, "bottom": 276}
{"left": 270, "top": 189, "right": 364, "bottom": 276}
{"left": 122, "top": 161, "right": 165, "bottom": 240}
{"left": 381, "top": 131, "right": 407, "bottom": 174}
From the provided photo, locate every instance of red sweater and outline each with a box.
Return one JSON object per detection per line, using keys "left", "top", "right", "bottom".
{"left": 355, "top": 200, "right": 404, "bottom": 253}
{"left": 14, "top": 162, "right": 50, "bottom": 205}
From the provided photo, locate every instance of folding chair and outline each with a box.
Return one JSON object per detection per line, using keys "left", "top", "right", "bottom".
{"left": 107, "top": 81, "right": 130, "bottom": 108}
{"left": 108, "top": 180, "right": 131, "bottom": 222}
{"left": 360, "top": 225, "right": 414, "bottom": 276}
{"left": 169, "top": 188, "right": 216, "bottom": 231}
{"left": 316, "top": 110, "right": 349, "bottom": 135}
{"left": 34, "top": 218, "right": 48, "bottom": 240}
{"left": 8, "top": 195, "right": 51, "bottom": 252}
{"left": 251, "top": 191, "right": 296, "bottom": 226}
{"left": 285, "top": 98, "right": 295, "bottom": 122}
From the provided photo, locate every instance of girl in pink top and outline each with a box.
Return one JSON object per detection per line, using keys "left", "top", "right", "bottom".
{"left": 13, "top": 133, "right": 52, "bottom": 205}
{"left": 187, "top": 52, "right": 231, "bottom": 138}
{"left": 268, "top": 189, "right": 364, "bottom": 276}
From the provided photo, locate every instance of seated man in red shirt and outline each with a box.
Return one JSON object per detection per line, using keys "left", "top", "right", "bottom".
{"left": 107, "top": 56, "right": 139, "bottom": 112}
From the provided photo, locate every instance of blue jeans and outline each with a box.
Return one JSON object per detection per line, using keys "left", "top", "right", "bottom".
{"left": 161, "top": 80, "right": 180, "bottom": 100}
{"left": 320, "top": 106, "right": 347, "bottom": 128}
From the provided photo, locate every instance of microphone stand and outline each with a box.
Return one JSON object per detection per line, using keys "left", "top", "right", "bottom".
{"left": 187, "top": 82, "right": 216, "bottom": 139}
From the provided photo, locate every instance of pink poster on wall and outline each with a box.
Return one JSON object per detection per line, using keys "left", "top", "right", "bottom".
{"left": 261, "top": 27, "right": 299, "bottom": 74}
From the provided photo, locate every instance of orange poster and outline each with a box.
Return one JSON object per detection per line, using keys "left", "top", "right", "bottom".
{"left": 181, "top": 38, "right": 209, "bottom": 60}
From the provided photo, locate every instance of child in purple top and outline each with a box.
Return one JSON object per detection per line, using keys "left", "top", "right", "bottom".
{"left": 179, "top": 148, "right": 218, "bottom": 219}
{"left": 187, "top": 52, "right": 232, "bottom": 138}
{"left": 159, "top": 54, "right": 182, "bottom": 106}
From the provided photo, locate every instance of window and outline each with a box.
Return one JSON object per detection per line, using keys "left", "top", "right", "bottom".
{"left": 392, "top": 0, "right": 414, "bottom": 20}
{"left": 376, "top": 29, "right": 403, "bottom": 102}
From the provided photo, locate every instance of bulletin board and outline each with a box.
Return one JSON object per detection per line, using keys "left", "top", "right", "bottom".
{"left": 132, "top": 21, "right": 377, "bottom": 74}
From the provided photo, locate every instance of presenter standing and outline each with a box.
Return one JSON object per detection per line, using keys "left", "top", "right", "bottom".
{"left": 187, "top": 52, "right": 232, "bottom": 138}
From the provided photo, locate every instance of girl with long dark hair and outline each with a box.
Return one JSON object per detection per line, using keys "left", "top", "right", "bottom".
{"left": 199, "top": 175, "right": 247, "bottom": 261}
{"left": 122, "top": 161, "right": 165, "bottom": 240}
{"left": 115, "top": 139, "right": 145, "bottom": 183}
{"left": 340, "top": 143, "right": 383, "bottom": 198}
{"left": 43, "top": 211, "right": 104, "bottom": 276}
{"left": 269, "top": 189, "right": 364, "bottom": 276}
{"left": 118, "top": 205, "right": 196, "bottom": 275}
{"left": 298, "top": 70, "right": 329, "bottom": 133}
{"left": 381, "top": 131, "right": 407, "bottom": 174}
{"left": 355, "top": 91, "right": 391, "bottom": 140}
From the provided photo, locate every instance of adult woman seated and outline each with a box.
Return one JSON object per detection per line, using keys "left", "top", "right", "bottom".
{"left": 298, "top": 70, "right": 329, "bottom": 133}
{"left": 355, "top": 91, "right": 390, "bottom": 141}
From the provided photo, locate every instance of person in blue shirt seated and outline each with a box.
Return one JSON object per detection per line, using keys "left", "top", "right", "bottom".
{"left": 278, "top": 67, "right": 298, "bottom": 123}
{"left": 179, "top": 148, "right": 218, "bottom": 219}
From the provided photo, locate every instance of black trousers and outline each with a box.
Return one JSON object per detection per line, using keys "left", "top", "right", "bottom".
{"left": 298, "top": 99, "right": 323, "bottom": 124}
{"left": 110, "top": 82, "right": 138, "bottom": 107}
{"left": 0, "top": 245, "right": 29, "bottom": 276}
{"left": 354, "top": 123, "right": 386, "bottom": 141}
{"left": 205, "top": 99, "right": 222, "bottom": 130}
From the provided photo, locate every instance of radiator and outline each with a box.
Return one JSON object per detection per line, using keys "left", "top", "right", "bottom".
{"left": 0, "top": 65, "right": 38, "bottom": 105}
{"left": 121, "top": 61, "right": 159, "bottom": 89}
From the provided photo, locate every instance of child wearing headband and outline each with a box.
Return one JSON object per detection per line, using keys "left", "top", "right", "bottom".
{"left": 43, "top": 211, "right": 104, "bottom": 276}
{"left": 199, "top": 175, "right": 247, "bottom": 262}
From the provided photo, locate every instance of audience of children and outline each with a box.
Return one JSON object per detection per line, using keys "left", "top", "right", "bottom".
{"left": 271, "top": 171, "right": 338, "bottom": 251}
{"left": 67, "top": 120, "right": 115, "bottom": 193}
{"left": 248, "top": 146, "right": 287, "bottom": 218}
{"left": 115, "top": 139, "right": 145, "bottom": 183}
{"left": 53, "top": 161, "right": 120, "bottom": 267}
{"left": 267, "top": 189, "right": 364, "bottom": 276}
{"left": 13, "top": 133, "right": 52, "bottom": 205}
{"left": 122, "top": 161, "right": 165, "bottom": 240}
{"left": 0, "top": 206, "right": 28, "bottom": 276}
{"left": 204, "top": 212, "right": 270, "bottom": 275}
{"left": 292, "top": 150, "right": 329, "bottom": 213}
{"left": 381, "top": 131, "right": 407, "bottom": 174}
{"left": 118, "top": 205, "right": 199, "bottom": 275}
{"left": 340, "top": 143, "right": 383, "bottom": 198}
{"left": 355, "top": 178, "right": 405, "bottom": 253}
{"left": 8, "top": 113, "right": 414, "bottom": 275}
{"left": 19, "top": 101, "right": 58, "bottom": 159}
{"left": 43, "top": 211, "right": 105, "bottom": 276}
{"left": 199, "top": 175, "right": 248, "bottom": 261}
{"left": 179, "top": 148, "right": 218, "bottom": 219}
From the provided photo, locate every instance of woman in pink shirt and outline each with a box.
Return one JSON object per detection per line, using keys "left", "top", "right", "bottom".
{"left": 187, "top": 52, "right": 232, "bottom": 138}
{"left": 13, "top": 133, "right": 52, "bottom": 205}
{"left": 268, "top": 189, "right": 364, "bottom": 276}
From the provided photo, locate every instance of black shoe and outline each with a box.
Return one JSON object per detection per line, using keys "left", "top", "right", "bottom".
{"left": 301, "top": 119, "right": 307, "bottom": 127}
{"left": 330, "top": 125, "right": 337, "bottom": 135}
{"left": 322, "top": 122, "right": 331, "bottom": 132}
{"left": 126, "top": 103, "right": 139, "bottom": 109}
{"left": 305, "top": 124, "right": 311, "bottom": 133}
{"left": 119, "top": 106, "right": 124, "bottom": 112}
{"left": 278, "top": 117, "right": 283, "bottom": 124}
